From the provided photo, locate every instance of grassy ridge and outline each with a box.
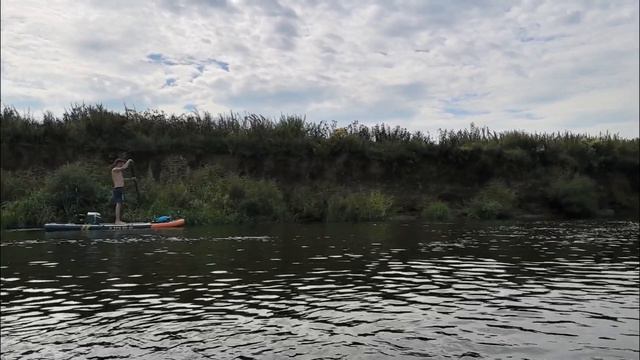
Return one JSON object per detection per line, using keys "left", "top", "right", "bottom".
{"left": 1, "top": 104, "right": 638, "bottom": 228}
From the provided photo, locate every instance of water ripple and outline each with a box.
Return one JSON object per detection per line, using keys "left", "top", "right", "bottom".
{"left": 1, "top": 221, "right": 638, "bottom": 359}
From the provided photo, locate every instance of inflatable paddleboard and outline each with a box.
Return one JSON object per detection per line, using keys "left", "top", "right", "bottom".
{"left": 44, "top": 218, "right": 185, "bottom": 232}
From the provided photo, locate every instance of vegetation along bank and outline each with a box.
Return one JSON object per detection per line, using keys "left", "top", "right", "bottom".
{"left": 1, "top": 105, "right": 638, "bottom": 228}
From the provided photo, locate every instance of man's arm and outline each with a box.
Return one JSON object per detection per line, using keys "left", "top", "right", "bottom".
{"left": 112, "top": 159, "right": 134, "bottom": 172}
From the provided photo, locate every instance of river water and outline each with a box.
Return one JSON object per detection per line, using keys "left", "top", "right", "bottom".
{"left": 1, "top": 221, "right": 638, "bottom": 359}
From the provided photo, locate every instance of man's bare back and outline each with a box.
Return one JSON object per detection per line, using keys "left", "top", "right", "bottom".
{"left": 111, "top": 158, "right": 133, "bottom": 224}
{"left": 112, "top": 159, "right": 132, "bottom": 186}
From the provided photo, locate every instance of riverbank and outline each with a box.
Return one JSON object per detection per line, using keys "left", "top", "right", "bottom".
{"left": 1, "top": 161, "right": 637, "bottom": 229}
{"left": 1, "top": 105, "right": 638, "bottom": 228}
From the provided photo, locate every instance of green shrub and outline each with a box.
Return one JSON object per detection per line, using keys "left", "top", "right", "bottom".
{"left": 45, "top": 163, "right": 110, "bottom": 218}
{"left": 327, "top": 190, "right": 393, "bottom": 221}
{"left": 149, "top": 174, "right": 289, "bottom": 224}
{"left": 548, "top": 175, "right": 599, "bottom": 218}
{"left": 0, "top": 192, "right": 56, "bottom": 228}
{"left": 368, "top": 190, "right": 395, "bottom": 219}
{"left": 467, "top": 182, "right": 516, "bottom": 219}
{"left": 467, "top": 199, "right": 503, "bottom": 219}
{"left": 422, "top": 201, "right": 450, "bottom": 220}
{"left": 132, "top": 177, "right": 225, "bottom": 224}
{"left": 231, "top": 177, "right": 288, "bottom": 222}
{"left": 287, "top": 185, "right": 327, "bottom": 222}
{"left": 1, "top": 170, "right": 22, "bottom": 203}
{"left": 142, "top": 181, "right": 190, "bottom": 218}
{"left": 609, "top": 175, "right": 638, "bottom": 213}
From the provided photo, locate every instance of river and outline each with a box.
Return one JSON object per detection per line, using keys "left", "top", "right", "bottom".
{"left": 1, "top": 221, "right": 638, "bottom": 359}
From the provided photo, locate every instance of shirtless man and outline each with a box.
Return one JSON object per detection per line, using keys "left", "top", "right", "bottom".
{"left": 111, "top": 158, "right": 134, "bottom": 224}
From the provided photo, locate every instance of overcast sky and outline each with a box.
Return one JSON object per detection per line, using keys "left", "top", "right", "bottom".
{"left": 1, "top": 0, "right": 638, "bottom": 137}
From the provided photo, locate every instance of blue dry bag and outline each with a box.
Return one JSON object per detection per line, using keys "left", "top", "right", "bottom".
{"left": 154, "top": 215, "right": 172, "bottom": 223}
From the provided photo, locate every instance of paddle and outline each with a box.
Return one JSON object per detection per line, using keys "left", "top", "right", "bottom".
{"left": 130, "top": 164, "right": 141, "bottom": 203}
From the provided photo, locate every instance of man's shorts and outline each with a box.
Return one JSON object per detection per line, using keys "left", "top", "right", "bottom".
{"left": 112, "top": 187, "right": 125, "bottom": 204}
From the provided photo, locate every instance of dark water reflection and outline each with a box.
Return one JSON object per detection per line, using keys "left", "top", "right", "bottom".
{"left": 1, "top": 221, "right": 638, "bottom": 359}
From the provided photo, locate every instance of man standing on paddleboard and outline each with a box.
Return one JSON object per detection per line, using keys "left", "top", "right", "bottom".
{"left": 111, "top": 158, "right": 134, "bottom": 224}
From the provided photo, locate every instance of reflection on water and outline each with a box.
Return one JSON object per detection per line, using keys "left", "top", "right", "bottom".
{"left": 1, "top": 221, "right": 638, "bottom": 359}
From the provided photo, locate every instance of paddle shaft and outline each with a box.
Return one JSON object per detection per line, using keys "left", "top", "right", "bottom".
{"left": 130, "top": 165, "right": 141, "bottom": 202}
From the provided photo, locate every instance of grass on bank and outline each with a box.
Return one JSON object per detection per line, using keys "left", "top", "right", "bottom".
{"left": 1, "top": 164, "right": 397, "bottom": 228}
{"left": 1, "top": 162, "right": 636, "bottom": 229}
{"left": 1, "top": 104, "right": 638, "bottom": 228}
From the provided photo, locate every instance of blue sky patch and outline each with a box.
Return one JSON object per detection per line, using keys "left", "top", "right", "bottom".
{"left": 444, "top": 107, "right": 489, "bottom": 117}
{"left": 147, "top": 53, "right": 229, "bottom": 72}
{"left": 147, "top": 53, "right": 177, "bottom": 65}
{"left": 209, "top": 59, "right": 230, "bottom": 72}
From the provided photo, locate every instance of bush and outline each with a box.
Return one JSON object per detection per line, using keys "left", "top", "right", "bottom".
{"left": 548, "top": 175, "right": 599, "bottom": 218}
{"left": 131, "top": 176, "right": 222, "bottom": 225}
{"left": 1, "top": 169, "right": 42, "bottom": 203}
{"left": 287, "top": 185, "right": 328, "bottom": 222}
{"left": 231, "top": 177, "right": 288, "bottom": 222}
{"left": 422, "top": 201, "right": 450, "bottom": 220}
{"left": 1, "top": 192, "right": 56, "bottom": 228}
{"left": 45, "top": 163, "right": 110, "bottom": 218}
{"left": 467, "top": 199, "right": 503, "bottom": 220}
{"left": 141, "top": 181, "right": 190, "bottom": 218}
{"left": 146, "top": 173, "right": 289, "bottom": 224}
{"left": 467, "top": 182, "right": 516, "bottom": 219}
{"left": 609, "top": 175, "right": 639, "bottom": 213}
{"left": 327, "top": 190, "right": 394, "bottom": 221}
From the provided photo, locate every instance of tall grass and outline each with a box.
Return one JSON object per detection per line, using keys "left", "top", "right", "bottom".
{"left": 1, "top": 104, "right": 638, "bottom": 226}
{"left": 2, "top": 105, "right": 637, "bottom": 185}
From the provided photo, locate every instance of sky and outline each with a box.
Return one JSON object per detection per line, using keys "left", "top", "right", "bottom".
{"left": 1, "top": 0, "right": 638, "bottom": 137}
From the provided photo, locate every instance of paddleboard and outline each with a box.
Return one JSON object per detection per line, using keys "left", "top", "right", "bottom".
{"left": 44, "top": 218, "right": 185, "bottom": 232}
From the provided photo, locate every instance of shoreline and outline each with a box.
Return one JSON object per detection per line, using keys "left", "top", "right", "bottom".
{"left": 1, "top": 106, "right": 638, "bottom": 229}
{"left": 3, "top": 212, "right": 638, "bottom": 232}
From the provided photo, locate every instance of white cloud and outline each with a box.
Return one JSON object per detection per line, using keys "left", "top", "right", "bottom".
{"left": 1, "top": 0, "right": 638, "bottom": 137}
